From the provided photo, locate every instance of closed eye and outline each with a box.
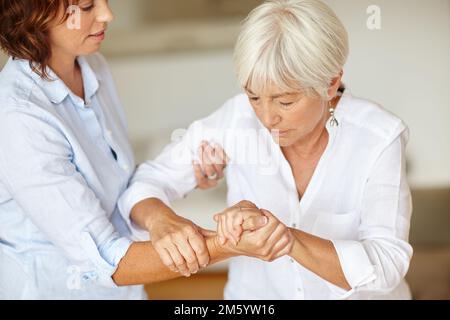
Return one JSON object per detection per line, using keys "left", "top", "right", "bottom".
{"left": 81, "top": 3, "right": 94, "bottom": 11}
{"left": 279, "top": 102, "right": 294, "bottom": 108}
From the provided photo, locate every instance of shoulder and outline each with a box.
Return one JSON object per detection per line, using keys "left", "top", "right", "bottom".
{"left": 0, "top": 58, "right": 58, "bottom": 116}
{"left": 0, "top": 58, "right": 35, "bottom": 109}
{"left": 340, "top": 92, "right": 409, "bottom": 145}
{"left": 193, "top": 93, "right": 252, "bottom": 129}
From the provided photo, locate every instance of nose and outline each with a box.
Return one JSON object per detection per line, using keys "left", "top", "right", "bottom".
{"left": 260, "top": 102, "right": 281, "bottom": 128}
{"left": 96, "top": 0, "right": 114, "bottom": 23}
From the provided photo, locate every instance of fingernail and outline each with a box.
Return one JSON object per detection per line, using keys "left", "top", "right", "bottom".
{"left": 259, "top": 217, "right": 268, "bottom": 225}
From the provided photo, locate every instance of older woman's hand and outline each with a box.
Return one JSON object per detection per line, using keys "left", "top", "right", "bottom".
{"left": 222, "top": 209, "right": 294, "bottom": 262}
{"left": 214, "top": 200, "right": 268, "bottom": 245}
{"left": 193, "top": 141, "right": 229, "bottom": 189}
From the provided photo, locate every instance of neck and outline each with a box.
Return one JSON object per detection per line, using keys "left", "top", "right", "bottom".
{"left": 48, "top": 49, "right": 78, "bottom": 84}
{"left": 286, "top": 94, "right": 342, "bottom": 157}
{"left": 289, "top": 112, "right": 329, "bottom": 158}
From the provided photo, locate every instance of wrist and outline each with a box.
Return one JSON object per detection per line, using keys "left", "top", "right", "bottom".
{"left": 288, "top": 228, "right": 301, "bottom": 257}
{"left": 207, "top": 236, "right": 235, "bottom": 263}
{"left": 132, "top": 198, "right": 176, "bottom": 232}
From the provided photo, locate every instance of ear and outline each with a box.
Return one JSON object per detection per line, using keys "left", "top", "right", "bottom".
{"left": 327, "top": 70, "right": 344, "bottom": 99}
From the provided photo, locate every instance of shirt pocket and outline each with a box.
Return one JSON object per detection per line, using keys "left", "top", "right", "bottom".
{"left": 311, "top": 211, "right": 359, "bottom": 240}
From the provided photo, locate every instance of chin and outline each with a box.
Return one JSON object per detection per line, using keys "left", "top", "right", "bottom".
{"left": 272, "top": 136, "right": 294, "bottom": 147}
{"left": 80, "top": 46, "right": 102, "bottom": 56}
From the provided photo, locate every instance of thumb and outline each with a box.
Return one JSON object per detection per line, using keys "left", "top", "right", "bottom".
{"left": 242, "top": 215, "right": 268, "bottom": 231}
{"left": 198, "top": 227, "right": 217, "bottom": 237}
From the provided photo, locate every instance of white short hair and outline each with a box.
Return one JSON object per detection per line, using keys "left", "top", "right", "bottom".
{"left": 234, "top": 0, "right": 349, "bottom": 99}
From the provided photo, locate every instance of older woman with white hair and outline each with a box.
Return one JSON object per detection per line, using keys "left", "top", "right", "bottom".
{"left": 120, "top": 0, "right": 413, "bottom": 300}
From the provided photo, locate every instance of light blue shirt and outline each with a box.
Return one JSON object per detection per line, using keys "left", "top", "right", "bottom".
{"left": 0, "top": 54, "right": 146, "bottom": 299}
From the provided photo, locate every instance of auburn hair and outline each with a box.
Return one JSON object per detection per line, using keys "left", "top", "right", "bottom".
{"left": 0, "top": 0, "right": 79, "bottom": 79}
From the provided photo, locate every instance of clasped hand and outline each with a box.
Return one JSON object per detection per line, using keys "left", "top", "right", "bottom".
{"left": 148, "top": 200, "right": 294, "bottom": 277}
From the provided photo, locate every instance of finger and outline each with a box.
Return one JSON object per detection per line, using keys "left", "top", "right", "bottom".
{"left": 236, "top": 208, "right": 266, "bottom": 225}
{"left": 215, "top": 214, "right": 225, "bottom": 244}
{"left": 212, "top": 162, "right": 225, "bottom": 180}
{"left": 242, "top": 215, "right": 268, "bottom": 231}
{"left": 222, "top": 207, "right": 262, "bottom": 235}
{"left": 198, "top": 227, "right": 217, "bottom": 238}
{"left": 174, "top": 236, "right": 200, "bottom": 274}
{"left": 270, "top": 229, "right": 291, "bottom": 254}
{"left": 238, "top": 200, "right": 258, "bottom": 209}
{"left": 203, "top": 142, "right": 226, "bottom": 179}
{"left": 188, "top": 232, "right": 210, "bottom": 268}
{"left": 212, "top": 143, "right": 227, "bottom": 165}
{"left": 156, "top": 247, "right": 177, "bottom": 273}
{"left": 219, "top": 215, "right": 228, "bottom": 245}
{"left": 221, "top": 214, "right": 238, "bottom": 245}
{"left": 213, "top": 143, "right": 230, "bottom": 166}
{"left": 197, "top": 144, "right": 216, "bottom": 179}
{"left": 266, "top": 222, "right": 288, "bottom": 245}
{"left": 232, "top": 214, "right": 245, "bottom": 241}
{"left": 166, "top": 243, "right": 190, "bottom": 277}
{"left": 226, "top": 212, "right": 239, "bottom": 245}
{"left": 210, "top": 144, "right": 227, "bottom": 179}
{"left": 193, "top": 160, "right": 208, "bottom": 188}
{"left": 251, "top": 211, "right": 280, "bottom": 243}
{"left": 270, "top": 233, "right": 294, "bottom": 260}
{"left": 202, "top": 152, "right": 217, "bottom": 179}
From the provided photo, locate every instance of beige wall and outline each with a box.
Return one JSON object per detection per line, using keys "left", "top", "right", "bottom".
{"left": 104, "top": 0, "right": 450, "bottom": 188}
{"left": 2, "top": 0, "right": 449, "bottom": 187}
{"left": 1, "top": 0, "right": 448, "bottom": 186}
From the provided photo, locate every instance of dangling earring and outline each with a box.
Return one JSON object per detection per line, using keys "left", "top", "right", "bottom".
{"left": 329, "top": 100, "right": 339, "bottom": 127}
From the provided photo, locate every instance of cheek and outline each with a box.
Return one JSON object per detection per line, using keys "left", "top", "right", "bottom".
{"left": 289, "top": 102, "right": 323, "bottom": 131}
{"left": 50, "top": 24, "right": 86, "bottom": 50}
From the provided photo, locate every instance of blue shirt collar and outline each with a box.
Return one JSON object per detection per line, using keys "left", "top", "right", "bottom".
{"left": 18, "top": 56, "right": 100, "bottom": 105}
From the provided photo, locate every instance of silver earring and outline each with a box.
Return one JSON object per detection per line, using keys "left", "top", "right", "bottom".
{"left": 329, "top": 101, "right": 339, "bottom": 127}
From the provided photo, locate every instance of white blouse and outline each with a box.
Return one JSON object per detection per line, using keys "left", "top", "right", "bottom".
{"left": 119, "top": 88, "right": 413, "bottom": 300}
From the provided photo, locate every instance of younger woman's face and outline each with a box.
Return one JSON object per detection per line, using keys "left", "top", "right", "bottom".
{"left": 49, "top": 0, "right": 114, "bottom": 58}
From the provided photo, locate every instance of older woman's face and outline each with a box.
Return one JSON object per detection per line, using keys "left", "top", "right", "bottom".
{"left": 49, "top": 0, "right": 114, "bottom": 58}
{"left": 246, "top": 84, "right": 328, "bottom": 148}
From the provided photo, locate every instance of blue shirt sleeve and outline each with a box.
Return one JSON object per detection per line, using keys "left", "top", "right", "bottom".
{"left": 0, "top": 107, "right": 132, "bottom": 288}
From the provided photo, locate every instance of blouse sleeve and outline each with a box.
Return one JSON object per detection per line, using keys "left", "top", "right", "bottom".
{"left": 331, "top": 122, "right": 413, "bottom": 298}
{"left": 118, "top": 97, "right": 237, "bottom": 240}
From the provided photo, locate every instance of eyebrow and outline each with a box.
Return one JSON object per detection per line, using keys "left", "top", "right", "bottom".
{"left": 245, "top": 88, "right": 299, "bottom": 99}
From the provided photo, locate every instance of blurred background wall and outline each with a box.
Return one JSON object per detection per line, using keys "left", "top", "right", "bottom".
{"left": 1, "top": 0, "right": 449, "bottom": 299}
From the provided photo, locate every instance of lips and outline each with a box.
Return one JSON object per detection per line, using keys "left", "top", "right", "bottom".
{"left": 90, "top": 30, "right": 105, "bottom": 37}
{"left": 272, "top": 129, "right": 291, "bottom": 135}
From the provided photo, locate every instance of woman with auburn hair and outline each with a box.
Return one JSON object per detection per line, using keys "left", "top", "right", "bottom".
{"left": 0, "top": 0, "right": 279, "bottom": 299}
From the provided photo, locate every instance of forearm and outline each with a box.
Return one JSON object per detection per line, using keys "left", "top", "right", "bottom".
{"left": 112, "top": 236, "right": 234, "bottom": 286}
{"left": 289, "top": 229, "right": 351, "bottom": 291}
{"left": 130, "top": 197, "right": 174, "bottom": 231}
